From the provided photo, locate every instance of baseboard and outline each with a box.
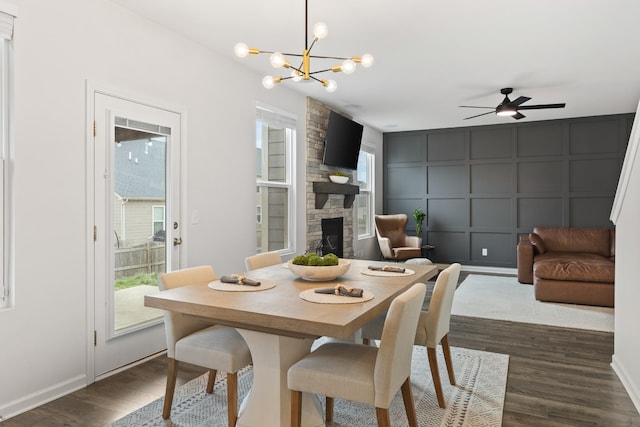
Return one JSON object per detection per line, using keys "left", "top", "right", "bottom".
{"left": 0, "top": 374, "right": 86, "bottom": 422}
{"left": 612, "top": 355, "right": 640, "bottom": 415}
{"left": 435, "top": 263, "right": 517, "bottom": 276}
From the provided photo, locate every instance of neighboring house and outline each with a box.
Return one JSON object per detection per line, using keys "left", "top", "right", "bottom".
{"left": 113, "top": 136, "right": 166, "bottom": 248}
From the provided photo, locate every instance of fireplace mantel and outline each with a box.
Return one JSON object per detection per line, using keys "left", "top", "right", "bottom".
{"left": 312, "top": 182, "right": 360, "bottom": 209}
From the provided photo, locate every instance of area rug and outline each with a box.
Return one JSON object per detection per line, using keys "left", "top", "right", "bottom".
{"left": 451, "top": 274, "right": 614, "bottom": 332}
{"left": 108, "top": 346, "right": 508, "bottom": 427}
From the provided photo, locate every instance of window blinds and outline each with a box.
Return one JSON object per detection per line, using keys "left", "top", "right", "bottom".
{"left": 256, "top": 106, "right": 296, "bottom": 129}
{"left": 0, "top": 10, "right": 14, "bottom": 40}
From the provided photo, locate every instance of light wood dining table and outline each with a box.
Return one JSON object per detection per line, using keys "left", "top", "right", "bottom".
{"left": 145, "top": 259, "right": 438, "bottom": 427}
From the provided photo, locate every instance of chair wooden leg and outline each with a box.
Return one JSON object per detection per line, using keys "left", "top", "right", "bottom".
{"left": 441, "top": 335, "right": 456, "bottom": 385}
{"left": 375, "top": 407, "right": 391, "bottom": 427}
{"left": 206, "top": 369, "right": 217, "bottom": 394}
{"left": 427, "top": 346, "right": 446, "bottom": 408}
{"left": 226, "top": 373, "right": 238, "bottom": 427}
{"left": 291, "top": 390, "right": 302, "bottom": 427}
{"left": 400, "top": 377, "right": 418, "bottom": 427}
{"left": 325, "top": 396, "right": 334, "bottom": 423}
{"left": 162, "top": 358, "right": 179, "bottom": 419}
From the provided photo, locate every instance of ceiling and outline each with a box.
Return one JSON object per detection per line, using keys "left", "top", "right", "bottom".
{"left": 110, "top": 0, "right": 640, "bottom": 132}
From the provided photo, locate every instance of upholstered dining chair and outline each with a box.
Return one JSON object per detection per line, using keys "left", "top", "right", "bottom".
{"left": 288, "top": 283, "right": 427, "bottom": 427}
{"left": 244, "top": 252, "right": 282, "bottom": 271}
{"left": 158, "top": 266, "right": 252, "bottom": 426}
{"left": 361, "top": 263, "right": 462, "bottom": 408}
{"left": 375, "top": 214, "right": 422, "bottom": 261}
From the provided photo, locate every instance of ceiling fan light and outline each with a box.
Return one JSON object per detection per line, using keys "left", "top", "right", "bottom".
{"left": 496, "top": 104, "right": 517, "bottom": 117}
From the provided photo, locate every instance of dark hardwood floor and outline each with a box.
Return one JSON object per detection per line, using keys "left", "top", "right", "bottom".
{"left": 4, "top": 272, "right": 639, "bottom": 426}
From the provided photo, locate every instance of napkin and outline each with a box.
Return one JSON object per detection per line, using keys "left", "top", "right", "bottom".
{"left": 314, "top": 284, "right": 364, "bottom": 298}
{"left": 368, "top": 265, "right": 406, "bottom": 273}
{"left": 220, "top": 274, "right": 261, "bottom": 287}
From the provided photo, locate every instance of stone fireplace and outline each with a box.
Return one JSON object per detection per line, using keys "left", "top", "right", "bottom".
{"left": 305, "top": 97, "right": 356, "bottom": 258}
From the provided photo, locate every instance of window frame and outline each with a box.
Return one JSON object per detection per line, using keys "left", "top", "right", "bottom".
{"left": 356, "top": 145, "right": 375, "bottom": 240}
{"left": 151, "top": 205, "right": 165, "bottom": 236}
{"left": 0, "top": 12, "right": 14, "bottom": 309}
{"left": 254, "top": 104, "right": 296, "bottom": 256}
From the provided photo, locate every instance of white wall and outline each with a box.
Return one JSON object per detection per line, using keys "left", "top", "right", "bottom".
{"left": 611, "top": 103, "right": 640, "bottom": 413}
{"left": 0, "top": 0, "right": 311, "bottom": 417}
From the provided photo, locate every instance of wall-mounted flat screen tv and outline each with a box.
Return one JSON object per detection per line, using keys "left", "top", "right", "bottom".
{"left": 322, "top": 111, "right": 363, "bottom": 170}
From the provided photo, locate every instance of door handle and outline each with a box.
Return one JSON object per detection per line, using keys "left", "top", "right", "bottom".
{"left": 173, "top": 237, "right": 183, "bottom": 246}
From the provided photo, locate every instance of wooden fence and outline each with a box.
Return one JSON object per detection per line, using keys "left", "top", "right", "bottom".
{"left": 114, "top": 242, "right": 166, "bottom": 279}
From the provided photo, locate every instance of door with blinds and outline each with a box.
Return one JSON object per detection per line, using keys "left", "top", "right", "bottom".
{"left": 92, "top": 91, "right": 182, "bottom": 378}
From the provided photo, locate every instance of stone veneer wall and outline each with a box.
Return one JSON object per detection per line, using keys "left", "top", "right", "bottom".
{"left": 306, "top": 97, "right": 355, "bottom": 258}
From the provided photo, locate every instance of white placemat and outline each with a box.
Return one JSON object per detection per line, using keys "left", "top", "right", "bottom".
{"left": 299, "top": 288, "right": 374, "bottom": 304}
{"left": 208, "top": 279, "right": 276, "bottom": 292}
{"left": 361, "top": 267, "right": 415, "bottom": 277}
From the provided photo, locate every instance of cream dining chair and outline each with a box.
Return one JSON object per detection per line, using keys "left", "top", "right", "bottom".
{"left": 361, "top": 262, "right": 461, "bottom": 408}
{"left": 244, "top": 252, "right": 282, "bottom": 271}
{"left": 288, "top": 283, "right": 427, "bottom": 427}
{"left": 158, "top": 266, "right": 252, "bottom": 426}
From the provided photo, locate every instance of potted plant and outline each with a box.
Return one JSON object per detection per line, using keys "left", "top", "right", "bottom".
{"left": 413, "top": 209, "right": 426, "bottom": 239}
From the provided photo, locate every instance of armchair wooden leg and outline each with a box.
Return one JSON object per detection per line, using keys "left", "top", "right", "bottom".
{"left": 291, "top": 390, "right": 302, "bottom": 427}
{"left": 226, "top": 373, "right": 238, "bottom": 427}
{"left": 400, "top": 377, "right": 418, "bottom": 427}
{"left": 375, "top": 407, "right": 391, "bottom": 427}
{"left": 162, "top": 358, "right": 179, "bottom": 419}
{"left": 326, "top": 396, "right": 334, "bottom": 423}
{"left": 427, "top": 346, "right": 446, "bottom": 408}
{"left": 441, "top": 334, "right": 456, "bottom": 385}
{"left": 206, "top": 369, "right": 217, "bottom": 394}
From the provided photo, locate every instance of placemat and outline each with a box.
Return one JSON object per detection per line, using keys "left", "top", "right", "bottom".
{"left": 208, "top": 279, "right": 276, "bottom": 292}
{"left": 299, "top": 288, "right": 374, "bottom": 304}
{"left": 361, "top": 267, "right": 415, "bottom": 277}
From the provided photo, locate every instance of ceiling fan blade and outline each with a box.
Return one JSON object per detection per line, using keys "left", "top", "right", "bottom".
{"left": 510, "top": 96, "right": 531, "bottom": 106}
{"left": 513, "top": 112, "right": 525, "bottom": 120}
{"left": 517, "top": 103, "right": 566, "bottom": 110}
{"left": 463, "top": 111, "right": 495, "bottom": 120}
{"left": 459, "top": 105, "right": 494, "bottom": 109}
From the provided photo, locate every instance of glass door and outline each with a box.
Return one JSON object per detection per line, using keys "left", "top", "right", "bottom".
{"left": 93, "top": 93, "right": 182, "bottom": 378}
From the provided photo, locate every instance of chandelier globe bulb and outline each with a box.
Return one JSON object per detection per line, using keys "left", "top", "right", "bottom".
{"left": 234, "top": 42, "right": 249, "bottom": 58}
{"left": 270, "top": 52, "right": 286, "bottom": 68}
{"left": 262, "top": 76, "right": 275, "bottom": 89}
{"left": 360, "top": 53, "right": 374, "bottom": 68}
{"left": 325, "top": 79, "right": 338, "bottom": 92}
{"left": 313, "top": 22, "right": 329, "bottom": 39}
{"left": 290, "top": 70, "right": 302, "bottom": 82}
{"left": 342, "top": 59, "right": 356, "bottom": 74}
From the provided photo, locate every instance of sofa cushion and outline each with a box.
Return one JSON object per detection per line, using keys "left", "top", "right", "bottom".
{"left": 533, "top": 227, "right": 611, "bottom": 258}
{"left": 529, "top": 232, "right": 546, "bottom": 254}
{"left": 534, "top": 252, "right": 614, "bottom": 283}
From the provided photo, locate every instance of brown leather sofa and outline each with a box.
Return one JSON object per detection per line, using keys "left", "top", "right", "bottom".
{"left": 517, "top": 226, "right": 615, "bottom": 307}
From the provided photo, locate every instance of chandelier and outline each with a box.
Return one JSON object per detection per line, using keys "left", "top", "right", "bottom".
{"left": 234, "top": 0, "right": 373, "bottom": 92}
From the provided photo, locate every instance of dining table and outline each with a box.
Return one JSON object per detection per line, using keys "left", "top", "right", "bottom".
{"left": 145, "top": 258, "right": 438, "bottom": 427}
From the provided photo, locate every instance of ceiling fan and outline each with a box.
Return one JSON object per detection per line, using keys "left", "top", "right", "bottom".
{"left": 460, "top": 87, "right": 566, "bottom": 120}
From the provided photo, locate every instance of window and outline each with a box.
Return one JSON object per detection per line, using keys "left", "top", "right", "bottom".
{"left": 0, "top": 7, "right": 14, "bottom": 309}
{"left": 357, "top": 147, "right": 374, "bottom": 238}
{"left": 255, "top": 105, "right": 295, "bottom": 254}
{"left": 152, "top": 205, "right": 165, "bottom": 235}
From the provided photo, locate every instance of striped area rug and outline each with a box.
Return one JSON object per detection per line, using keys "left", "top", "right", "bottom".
{"left": 109, "top": 346, "right": 508, "bottom": 427}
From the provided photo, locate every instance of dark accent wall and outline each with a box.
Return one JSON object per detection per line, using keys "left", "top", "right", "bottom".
{"left": 383, "top": 113, "right": 634, "bottom": 267}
